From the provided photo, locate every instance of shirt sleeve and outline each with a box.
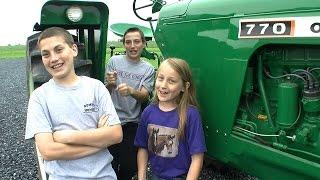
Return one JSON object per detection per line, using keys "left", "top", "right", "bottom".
{"left": 186, "top": 107, "right": 207, "bottom": 155}
{"left": 141, "top": 66, "right": 155, "bottom": 94}
{"left": 25, "top": 91, "right": 52, "bottom": 140}
{"left": 134, "top": 109, "right": 149, "bottom": 149}
{"left": 98, "top": 82, "right": 120, "bottom": 126}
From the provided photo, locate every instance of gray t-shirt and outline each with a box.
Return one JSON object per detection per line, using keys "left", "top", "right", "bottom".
{"left": 25, "top": 76, "right": 120, "bottom": 180}
{"left": 106, "top": 55, "right": 155, "bottom": 124}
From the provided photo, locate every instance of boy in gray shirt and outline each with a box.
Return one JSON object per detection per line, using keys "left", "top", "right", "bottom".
{"left": 105, "top": 27, "right": 155, "bottom": 180}
{"left": 25, "top": 27, "right": 122, "bottom": 180}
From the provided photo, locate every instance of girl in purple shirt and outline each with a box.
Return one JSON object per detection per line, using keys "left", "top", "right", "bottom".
{"left": 134, "top": 58, "right": 206, "bottom": 180}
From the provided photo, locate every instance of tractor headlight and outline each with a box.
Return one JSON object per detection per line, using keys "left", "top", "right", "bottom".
{"left": 66, "top": 6, "right": 83, "bottom": 22}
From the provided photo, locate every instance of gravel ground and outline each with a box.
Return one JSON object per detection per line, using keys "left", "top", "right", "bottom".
{"left": 0, "top": 58, "right": 257, "bottom": 180}
{"left": 199, "top": 161, "right": 257, "bottom": 180}
{"left": 0, "top": 58, "right": 39, "bottom": 179}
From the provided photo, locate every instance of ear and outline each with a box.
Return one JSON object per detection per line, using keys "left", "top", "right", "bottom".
{"left": 182, "top": 82, "right": 190, "bottom": 92}
{"left": 186, "top": 82, "right": 190, "bottom": 89}
{"left": 72, "top": 44, "right": 78, "bottom": 57}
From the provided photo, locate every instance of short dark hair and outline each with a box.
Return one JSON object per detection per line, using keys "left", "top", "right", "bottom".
{"left": 122, "top": 27, "right": 146, "bottom": 44}
{"left": 37, "top": 27, "right": 75, "bottom": 47}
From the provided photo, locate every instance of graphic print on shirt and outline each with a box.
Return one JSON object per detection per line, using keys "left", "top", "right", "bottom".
{"left": 83, "top": 103, "right": 99, "bottom": 113}
{"left": 117, "top": 70, "right": 145, "bottom": 82}
{"left": 148, "top": 124, "right": 178, "bottom": 157}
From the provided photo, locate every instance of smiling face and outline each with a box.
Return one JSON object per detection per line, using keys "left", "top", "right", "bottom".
{"left": 124, "top": 31, "right": 145, "bottom": 61}
{"left": 155, "top": 61, "right": 185, "bottom": 109}
{"left": 39, "top": 35, "right": 78, "bottom": 82}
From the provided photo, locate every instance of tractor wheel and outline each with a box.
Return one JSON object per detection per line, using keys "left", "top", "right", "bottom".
{"left": 26, "top": 32, "right": 48, "bottom": 95}
{"left": 26, "top": 32, "right": 49, "bottom": 180}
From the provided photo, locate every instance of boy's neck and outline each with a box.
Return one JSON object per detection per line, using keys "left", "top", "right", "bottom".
{"left": 126, "top": 55, "right": 141, "bottom": 62}
{"left": 53, "top": 73, "right": 79, "bottom": 87}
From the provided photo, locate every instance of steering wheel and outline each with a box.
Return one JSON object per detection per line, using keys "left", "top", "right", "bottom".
{"left": 133, "top": 0, "right": 166, "bottom": 21}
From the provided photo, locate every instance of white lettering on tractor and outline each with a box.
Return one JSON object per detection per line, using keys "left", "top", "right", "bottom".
{"left": 239, "top": 16, "right": 320, "bottom": 38}
{"left": 310, "top": 23, "right": 320, "bottom": 33}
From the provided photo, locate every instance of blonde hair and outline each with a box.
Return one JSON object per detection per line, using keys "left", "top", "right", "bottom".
{"left": 154, "top": 58, "right": 198, "bottom": 139}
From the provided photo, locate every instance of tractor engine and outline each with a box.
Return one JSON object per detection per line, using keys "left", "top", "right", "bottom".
{"left": 236, "top": 45, "right": 320, "bottom": 163}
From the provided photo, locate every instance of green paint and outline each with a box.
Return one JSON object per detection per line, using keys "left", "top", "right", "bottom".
{"left": 276, "top": 83, "right": 298, "bottom": 128}
{"left": 155, "top": 0, "right": 320, "bottom": 179}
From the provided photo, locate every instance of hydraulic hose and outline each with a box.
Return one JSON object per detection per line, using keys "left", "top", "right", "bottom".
{"left": 258, "top": 56, "right": 277, "bottom": 131}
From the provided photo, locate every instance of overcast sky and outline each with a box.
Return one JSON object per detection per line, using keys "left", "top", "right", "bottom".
{"left": 0, "top": 0, "right": 178, "bottom": 46}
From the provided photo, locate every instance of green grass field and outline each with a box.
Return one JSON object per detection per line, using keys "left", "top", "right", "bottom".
{"left": 0, "top": 45, "right": 26, "bottom": 59}
{"left": 0, "top": 42, "right": 161, "bottom": 68}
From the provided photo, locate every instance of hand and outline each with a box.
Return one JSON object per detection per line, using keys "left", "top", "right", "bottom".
{"left": 105, "top": 71, "right": 117, "bottom": 86}
{"left": 117, "top": 83, "right": 134, "bottom": 97}
{"left": 53, "top": 130, "right": 76, "bottom": 143}
{"left": 98, "top": 114, "right": 110, "bottom": 128}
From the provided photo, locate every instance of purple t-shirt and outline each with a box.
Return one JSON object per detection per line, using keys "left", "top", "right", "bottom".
{"left": 134, "top": 103, "right": 207, "bottom": 179}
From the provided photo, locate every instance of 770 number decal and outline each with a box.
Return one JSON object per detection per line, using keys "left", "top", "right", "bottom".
{"left": 238, "top": 17, "right": 320, "bottom": 38}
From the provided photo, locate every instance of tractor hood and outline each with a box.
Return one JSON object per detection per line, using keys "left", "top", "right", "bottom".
{"left": 158, "top": 0, "right": 191, "bottom": 19}
{"left": 159, "top": 0, "right": 320, "bottom": 21}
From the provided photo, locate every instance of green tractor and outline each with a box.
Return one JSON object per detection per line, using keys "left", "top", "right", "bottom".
{"left": 27, "top": 0, "right": 320, "bottom": 179}
{"left": 149, "top": 0, "right": 320, "bottom": 179}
